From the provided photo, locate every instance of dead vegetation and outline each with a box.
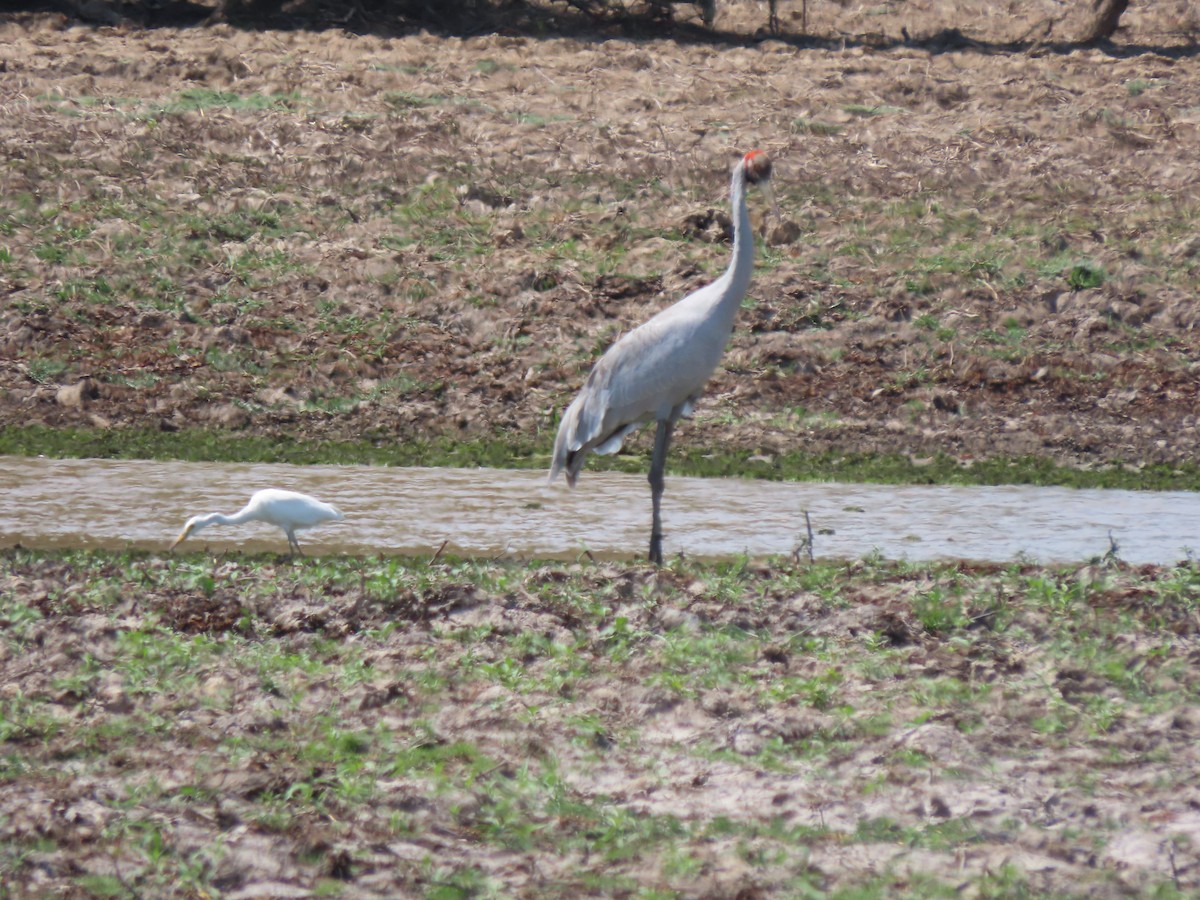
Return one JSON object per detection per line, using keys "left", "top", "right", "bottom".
{"left": 2, "top": 549, "right": 1200, "bottom": 896}
{"left": 2, "top": 2, "right": 1200, "bottom": 477}
{"left": 3, "top": 7, "right": 1200, "bottom": 895}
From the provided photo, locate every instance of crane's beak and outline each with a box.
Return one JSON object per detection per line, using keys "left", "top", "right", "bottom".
{"left": 759, "top": 179, "right": 781, "bottom": 225}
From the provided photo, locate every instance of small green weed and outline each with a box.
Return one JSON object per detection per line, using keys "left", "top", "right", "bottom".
{"left": 791, "top": 117, "right": 842, "bottom": 135}
{"left": 912, "top": 586, "right": 969, "bottom": 634}
{"left": 153, "top": 88, "right": 303, "bottom": 115}
{"left": 25, "top": 357, "right": 68, "bottom": 384}
{"left": 844, "top": 104, "right": 905, "bottom": 117}
{"left": 1065, "top": 261, "right": 1106, "bottom": 290}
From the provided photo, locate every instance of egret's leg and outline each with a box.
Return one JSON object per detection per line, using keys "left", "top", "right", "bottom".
{"left": 648, "top": 418, "right": 675, "bottom": 566}
{"left": 287, "top": 529, "right": 303, "bottom": 557}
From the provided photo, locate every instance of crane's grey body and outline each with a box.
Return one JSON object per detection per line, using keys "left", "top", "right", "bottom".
{"left": 549, "top": 151, "right": 770, "bottom": 564}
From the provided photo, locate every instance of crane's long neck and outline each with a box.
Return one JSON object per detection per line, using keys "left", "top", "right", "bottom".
{"left": 716, "top": 163, "right": 756, "bottom": 325}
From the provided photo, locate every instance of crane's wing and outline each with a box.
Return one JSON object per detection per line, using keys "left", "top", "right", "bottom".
{"left": 549, "top": 302, "right": 726, "bottom": 486}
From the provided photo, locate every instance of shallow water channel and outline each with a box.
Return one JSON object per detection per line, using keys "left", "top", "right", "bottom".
{"left": 2, "top": 455, "right": 1198, "bottom": 565}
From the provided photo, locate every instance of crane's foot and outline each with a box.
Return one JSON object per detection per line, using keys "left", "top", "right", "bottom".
{"left": 648, "top": 532, "right": 664, "bottom": 566}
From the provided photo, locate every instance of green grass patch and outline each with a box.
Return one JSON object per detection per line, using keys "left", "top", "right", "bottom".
{"left": 1, "top": 546, "right": 1197, "bottom": 897}
{"left": 151, "top": 88, "right": 305, "bottom": 116}
{"left": 791, "top": 117, "right": 843, "bottom": 136}
{"left": 4, "top": 424, "right": 1200, "bottom": 491}
{"left": 844, "top": 103, "right": 905, "bottom": 117}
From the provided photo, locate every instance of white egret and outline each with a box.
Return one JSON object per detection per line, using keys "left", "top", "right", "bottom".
{"left": 549, "top": 149, "right": 774, "bottom": 565}
{"left": 171, "top": 488, "right": 345, "bottom": 555}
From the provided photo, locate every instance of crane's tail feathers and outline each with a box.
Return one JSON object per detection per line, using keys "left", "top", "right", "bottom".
{"left": 593, "top": 422, "right": 640, "bottom": 456}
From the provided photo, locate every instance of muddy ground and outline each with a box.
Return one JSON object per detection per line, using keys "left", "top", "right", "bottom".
{"left": 4, "top": 2, "right": 1200, "bottom": 897}
{"left": 4, "top": 550, "right": 1200, "bottom": 898}
{"left": 3, "top": 1, "right": 1200, "bottom": 474}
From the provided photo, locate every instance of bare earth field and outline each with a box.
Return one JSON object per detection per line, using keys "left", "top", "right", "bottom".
{"left": 2, "top": 1, "right": 1200, "bottom": 474}
{"left": 4, "top": 1, "right": 1200, "bottom": 897}
{"left": 4, "top": 550, "right": 1200, "bottom": 898}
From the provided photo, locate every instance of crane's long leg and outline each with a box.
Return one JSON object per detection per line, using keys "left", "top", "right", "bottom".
{"left": 287, "top": 529, "right": 303, "bottom": 557}
{"left": 648, "top": 417, "right": 675, "bottom": 566}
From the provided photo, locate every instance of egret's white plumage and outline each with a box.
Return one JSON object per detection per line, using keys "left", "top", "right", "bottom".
{"left": 549, "top": 150, "right": 774, "bottom": 564}
{"left": 171, "top": 488, "right": 345, "bottom": 555}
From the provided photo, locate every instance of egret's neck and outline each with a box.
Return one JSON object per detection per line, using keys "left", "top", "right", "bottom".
{"left": 204, "top": 509, "right": 253, "bottom": 528}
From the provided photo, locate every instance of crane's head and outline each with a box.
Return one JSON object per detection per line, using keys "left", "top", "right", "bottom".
{"left": 741, "top": 150, "right": 779, "bottom": 224}
{"left": 742, "top": 149, "right": 772, "bottom": 185}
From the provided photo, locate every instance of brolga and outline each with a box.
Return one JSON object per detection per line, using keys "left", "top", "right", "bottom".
{"left": 171, "top": 488, "right": 345, "bottom": 556}
{"left": 549, "top": 149, "right": 775, "bottom": 564}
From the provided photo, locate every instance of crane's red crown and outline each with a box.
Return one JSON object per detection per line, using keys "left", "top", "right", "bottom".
{"left": 742, "top": 149, "right": 772, "bottom": 185}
